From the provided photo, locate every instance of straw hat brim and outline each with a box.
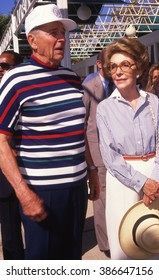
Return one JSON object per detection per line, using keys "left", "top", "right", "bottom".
{"left": 119, "top": 199, "right": 159, "bottom": 259}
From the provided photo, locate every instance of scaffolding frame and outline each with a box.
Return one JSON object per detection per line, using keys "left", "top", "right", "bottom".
{"left": 0, "top": 0, "right": 159, "bottom": 63}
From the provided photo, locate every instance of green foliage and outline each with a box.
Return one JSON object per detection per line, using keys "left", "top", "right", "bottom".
{"left": 0, "top": 14, "right": 10, "bottom": 40}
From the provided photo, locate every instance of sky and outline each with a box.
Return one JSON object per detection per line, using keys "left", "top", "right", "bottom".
{"left": 0, "top": 0, "right": 17, "bottom": 15}
{"left": 0, "top": 0, "right": 131, "bottom": 16}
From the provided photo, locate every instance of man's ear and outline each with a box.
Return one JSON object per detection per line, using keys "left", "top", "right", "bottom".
{"left": 96, "top": 60, "right": 102, "bottom": 70}
{"left": 27, "top": 33, "right": 38, "bottom": 50}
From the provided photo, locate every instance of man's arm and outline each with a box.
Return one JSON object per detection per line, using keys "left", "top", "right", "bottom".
{"left": 0, "top": 133, "right": 47, "bottom": 221}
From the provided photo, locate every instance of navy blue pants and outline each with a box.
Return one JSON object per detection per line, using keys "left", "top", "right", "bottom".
{"left": 20, "top": 183, "right": 88, "bottom": 260}
{"left": 0, "top": 192, "right": 24, "bottom": 260}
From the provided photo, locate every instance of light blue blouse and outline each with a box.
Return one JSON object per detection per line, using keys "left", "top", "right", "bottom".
{"left": 96, "top": 88, "right": 159, "bottom": 193}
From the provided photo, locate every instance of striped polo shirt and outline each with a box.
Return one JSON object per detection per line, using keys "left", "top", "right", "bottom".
{"left": 0, "top": 55, "right": 87, "bottom": 190}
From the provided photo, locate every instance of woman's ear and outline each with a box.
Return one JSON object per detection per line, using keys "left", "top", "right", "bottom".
{"left": 136, "top": 69, "right": 142, "bottom": 79}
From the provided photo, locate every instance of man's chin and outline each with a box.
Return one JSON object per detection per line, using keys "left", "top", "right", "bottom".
{"left": 53, "top": 55, "right": 64, "bottom": 64}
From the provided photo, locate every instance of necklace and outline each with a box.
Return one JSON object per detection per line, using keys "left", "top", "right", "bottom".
{"left": 148, "top": 95, "right": 158, "bottom": 156}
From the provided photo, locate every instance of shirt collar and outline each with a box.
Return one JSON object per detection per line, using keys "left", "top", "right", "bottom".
{"left": 109, "top": 86, "right": 148, "bottom": 100}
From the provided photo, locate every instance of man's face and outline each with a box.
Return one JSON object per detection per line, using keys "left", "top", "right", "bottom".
{"left": 0, "top": 53, "right": 15, "bottom": 80}
{"left": 28, "top": 21, "right": 66, "bottom": 66}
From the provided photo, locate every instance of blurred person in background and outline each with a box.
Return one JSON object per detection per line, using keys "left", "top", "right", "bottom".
{"left": 0, "top": 50, "right": 24, "bottom": 259}
{"left": 146, "top": 63, "right": 159, "bottom": 97}
{"left": 0, "top": 50, "right": 23, "bottom": 80}
{"left": 82, "top": 49, "right": 114, "bottom": 258}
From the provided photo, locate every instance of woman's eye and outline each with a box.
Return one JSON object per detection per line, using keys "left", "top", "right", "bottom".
{"left": 123, "top": 63, "right": 129, "bottom": 67}
{"left": 111, "top": 64, "right": 116, "bottom": 69}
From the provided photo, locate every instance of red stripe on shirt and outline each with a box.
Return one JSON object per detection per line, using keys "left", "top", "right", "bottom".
{"left": 14, "top": 129, "right": 85, "bottom": 139}
{"left": 0, "top": 79, "right": 81, "bottom": 123}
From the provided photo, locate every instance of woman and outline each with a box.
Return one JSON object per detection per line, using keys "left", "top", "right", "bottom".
{"left": 96, "top": 37, "right": 159, "bottom": 260}
{"left": 146, "top": 63, "right": 159, "bottom": 97}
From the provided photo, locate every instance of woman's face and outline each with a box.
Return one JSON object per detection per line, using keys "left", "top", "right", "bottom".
{"left": 152, "top": 69, "right": 159, "bottom": 93}
{"left": 108, "top": 53, "right": 141, "bottom": 92}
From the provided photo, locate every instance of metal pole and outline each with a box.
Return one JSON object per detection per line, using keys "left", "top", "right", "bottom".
{"left": 154, "top": 43, "right": 159, "bottom": 63}
{"left": 11, "top": 14, "right": 19, "bottom": 53}
{"left": 56, "top": 0, "right": 71, "bottom": 68}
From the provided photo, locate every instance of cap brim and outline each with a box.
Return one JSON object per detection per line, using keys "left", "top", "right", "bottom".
{"left": 119, "top": 199, "right": 159, "bottom": 259}
{"left": 58, "top": 19, "right": 77, "bottom": 31}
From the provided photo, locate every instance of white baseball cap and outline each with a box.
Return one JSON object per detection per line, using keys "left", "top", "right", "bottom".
{"left": 25, "top": 4, "right": 77, "bottom": 36}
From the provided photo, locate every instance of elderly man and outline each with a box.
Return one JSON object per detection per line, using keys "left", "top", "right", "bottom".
{"left": 0, "top": 4, "right": 99, "bottom": 260}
